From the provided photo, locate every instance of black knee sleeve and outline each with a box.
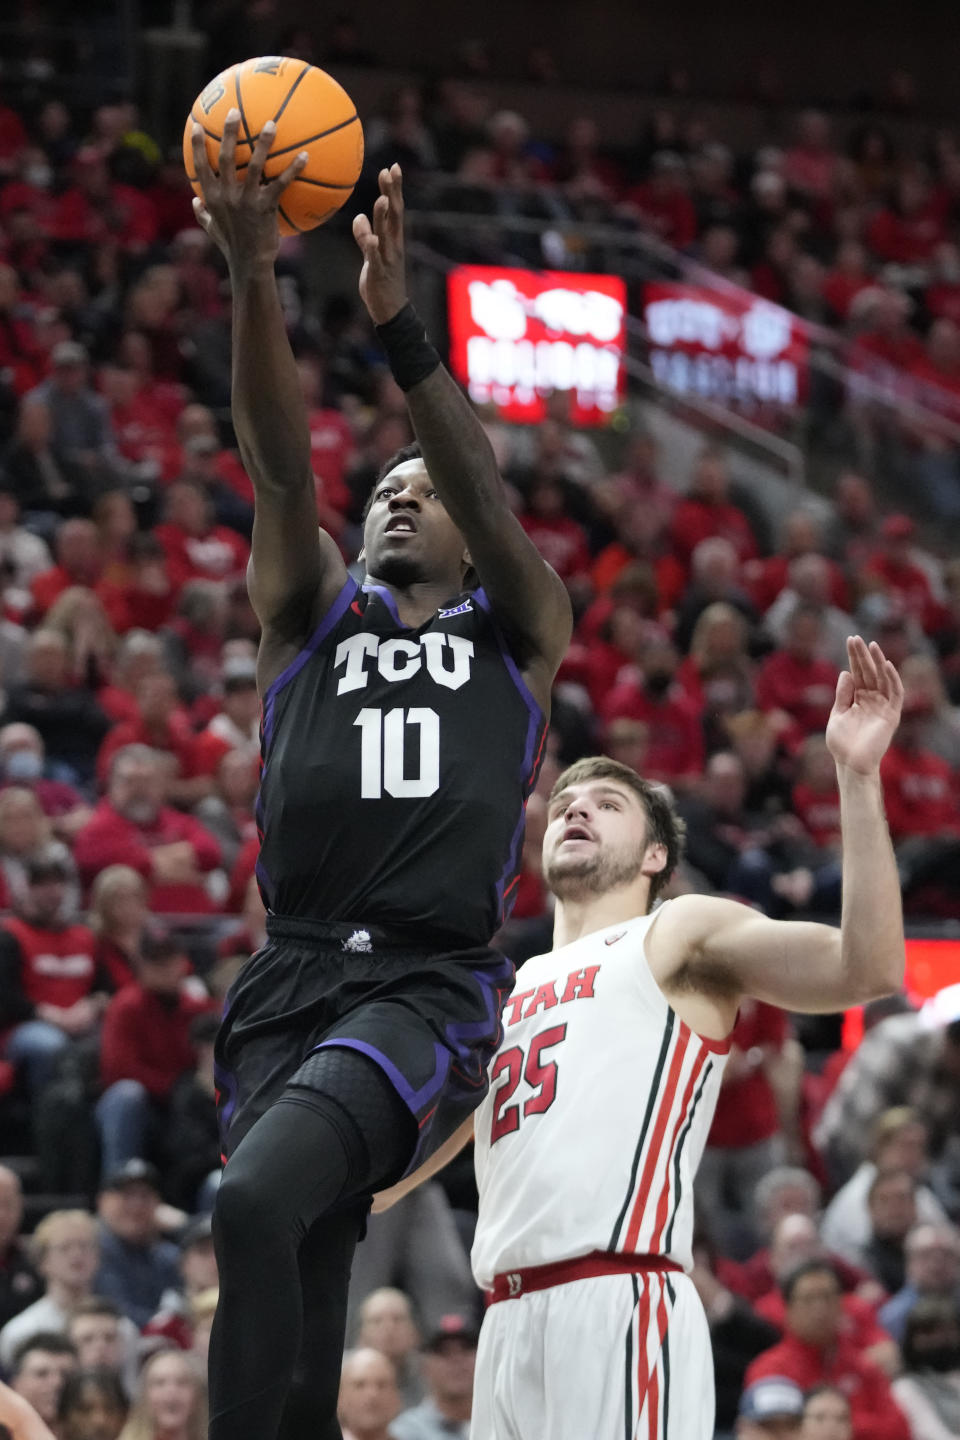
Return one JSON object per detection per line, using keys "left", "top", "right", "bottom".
{"left": 287, "top": 1044, "right": 416, "bottom": 1193}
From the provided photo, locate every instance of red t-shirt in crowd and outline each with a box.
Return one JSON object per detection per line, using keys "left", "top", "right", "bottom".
{"left": 95, "top": 714, "right": 219, "bottom": 788}
{"left": 602, "top": 680, "right": 705, "bottom": 784}
{"left": 154, "top": 523, "right": 249, "bottom": 591}
{"left": 50, "top": 183, "right": 159, "bottom": 252}
{"left": 791, "top": 781, "right": 841, "bottom": 848}
{"left": 74, "top": 801, "right": 222, "bottom": 913}
{"left": 99, "top": 983, "right": 215, "bottom": 1098}
{"left": 707, "top": 1000, "right": 787, "bottom": 1149}
{"left": 745, "top": 1334, "right": 909, "bottom": 1440}
{"left": 867, "top": 204, "right": 948, "bottom": 265}
{"left": 925, "top": 282, "right": 960, "bottom": 328}
{"left": 109, "top": 391, "right": 181, "bottom": 481}
{"left": 2, "top": 916, "right": 99, "bottom": 1011}
{"left": 823, "top": 269, "right": 875, "bottom": 321}
{"left": 755, "top": 650, "right": 839, "bottom": 737}
{"left": 626, "top": 184, "right": 697, "bottom": 249}
{"left": 881, "top": 744, "right": 960, "bottom": 841}
{"left": 864, "top": 554, "right": 947, "bottom": 635}
{"left": 29, "top": 567, "right": 129, "bottom": 631}
{"left": 519, "top": 514, "right": 591, "bottom": 584}
{"left": 746, "top": 553, "right": 849, "bottom": 614}
{"left": 753, "top": 1291, "right": 888, "bottom": 1354}
{"left": 308, "top": 408, "right": 354, "bottom": 514}
{"left": 670, "top": 498, "right": 758, "bottom": 568}
{"left": 590, "top": 544, "right": 686, "bottom": 613}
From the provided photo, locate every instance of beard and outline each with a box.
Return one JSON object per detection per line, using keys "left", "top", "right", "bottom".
{"left": 545, "top": 839, "right": 647, "bottom": 902}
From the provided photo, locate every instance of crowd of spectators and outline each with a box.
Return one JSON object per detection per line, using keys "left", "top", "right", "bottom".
{"left": 0, "top": 26, "right": 960, "bottom": 1440}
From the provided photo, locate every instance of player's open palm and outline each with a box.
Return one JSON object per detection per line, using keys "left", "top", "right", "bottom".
{"left": 353, "top": 163, "right": 409, "bottom": 325}
{"left": 825, "top": 636, "right": 904, "bottom": 775}
{"left": 191, "top": 109, "right": 307, "bottom": 275}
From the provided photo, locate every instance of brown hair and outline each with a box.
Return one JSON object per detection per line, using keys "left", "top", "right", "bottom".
{"left": 549, "top": 756, "right": 686, "bottom": 908}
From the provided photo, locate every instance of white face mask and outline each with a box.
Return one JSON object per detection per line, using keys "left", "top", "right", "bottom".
{"left": 24, "top": 164, "right": 52, "bottom": 190}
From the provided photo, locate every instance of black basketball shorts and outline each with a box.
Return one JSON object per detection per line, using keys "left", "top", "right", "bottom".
{"left": 213, "top": 915, "right": 515, "bottom": 1177}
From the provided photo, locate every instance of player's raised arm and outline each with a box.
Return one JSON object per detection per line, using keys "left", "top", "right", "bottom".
{"left": 660, "top": 637, "right": 905, "bottom": 1015}
{"left": 191, "top": 112, "right": 348, "bottom": 682}
{"left": 353, "top": 165, "right": 572, "bottom": 695}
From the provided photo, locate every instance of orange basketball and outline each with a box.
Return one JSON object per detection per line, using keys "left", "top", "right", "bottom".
{"left": 183, "top": 56, "right": 364, "bottom": 236}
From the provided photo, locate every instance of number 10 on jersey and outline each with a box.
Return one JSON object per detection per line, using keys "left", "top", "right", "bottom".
{"left": 354, "top": 707, "right": 440, "bottom": 799}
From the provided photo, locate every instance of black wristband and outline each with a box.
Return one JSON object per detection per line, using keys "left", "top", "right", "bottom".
{"left": 375, "top": 302, "right": 441, "bottom": 392}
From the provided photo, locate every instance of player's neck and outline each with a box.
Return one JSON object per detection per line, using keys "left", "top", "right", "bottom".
{"left": 552, "top": 883, "right": 651, "bottom": 949}
{"left": 364, "top": 571, "right": 467, "bottom": 627}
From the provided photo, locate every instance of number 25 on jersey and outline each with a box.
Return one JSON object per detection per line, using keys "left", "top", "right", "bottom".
{"left": 490, "top": 1024, "right": 567, "bottom": 1144}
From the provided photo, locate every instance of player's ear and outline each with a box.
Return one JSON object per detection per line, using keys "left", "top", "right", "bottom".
{"left": 642, "top": 842, "right": 668, "bottom": 877}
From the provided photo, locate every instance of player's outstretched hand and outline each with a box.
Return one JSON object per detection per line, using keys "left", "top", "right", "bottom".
{"left": 353, "top": 163, "right": 409, "bottom": 325}
{"left": 191, "top": 108, "right": 307, "bottom": 276}
{"left": 825, "top": 636, "right": 904, "bottom": 775}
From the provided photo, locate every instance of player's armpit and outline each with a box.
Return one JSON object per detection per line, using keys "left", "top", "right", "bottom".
{"left": 403, "top": 365, "right": 573, "bottom": 690}
{"left": 370, "top": 1114, "right": 475, "bottom": 1213}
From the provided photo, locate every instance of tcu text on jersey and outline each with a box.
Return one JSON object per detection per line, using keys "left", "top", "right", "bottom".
{"left": 335, "top": 632, "right": 476, "bottom": 694}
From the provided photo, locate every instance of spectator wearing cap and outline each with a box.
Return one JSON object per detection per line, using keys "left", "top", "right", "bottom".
{"left": 355, "top": 1288, "right": 423, "bottom": 1411}
{"left": 95, "top": 929, "right": 215, "bottom": 1179}
{"left": 746, "top": 1261, "right": 909, "bottom": 1440}
{"left": 338, "top": 1348, "right": 401, "bottom": 1440}
{"left": 0, "top": 725, "right": 91, "bottom": 840}
{"left": 95, "top": 671, "right": 218, "bottom": 808}
{"left": 142, "top": 1215, "right": 218, "bottom": 1355}
{"left": 74, "top": 745, "right": 222, "bottom": 914}
{"left": 0, "top": 848, "right": 103, "bottom": 1096}
{"left": 7, "top": 1333, "right": 77, "bottom": 1430}
{"left": 800, "top": 1385, "right": 852, "bottom": 1440}
{"left": 94, "top": 1161, "right": 180, "bottom": 1329}
{"left": 26, "top": 348, "right": 123, "bottom": 499}
{"left": 0, "top": 1167, "right": 42, "bottom": 1333}
{"left": 161, "top": 1011, "right": 222, "bottom": 1214}
{"left": 0, "top": 1211, "right": 103, "bottom": 1371}
{"left": 879, "top": 1224, "right": 960, "bottom": 1345}
{"left": 154, "top": 480, "right": 249, "bottom": 594}
{"left": 391, "top": 1315, "right": 476, "bottom": 1440}
{"left": 736, "top": 1375, "right": 803, "bottom": 1439}
{"left": 821, "top": 1109, "right": 949, "bottom": 1263}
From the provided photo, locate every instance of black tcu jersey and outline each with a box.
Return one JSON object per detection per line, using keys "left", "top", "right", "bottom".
{"left": 255, "top": 577, "right": 547, "bottom": 947}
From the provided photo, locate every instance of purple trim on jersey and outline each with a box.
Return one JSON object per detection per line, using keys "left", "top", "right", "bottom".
{"left": 260, "top": 577, "right": 358, "bottom": 749}
{"left": 313, "top": 1036, "right": 449, "bottom": 1113}
{"left": 473, "top": 588, "right": 548, "bottom": 924}
{"left": 214, "top": 1058, "right": 238, "bottom": 1142}
{"left": 361, "top": 583, "right": 409, "bottom": 630}
{"left": 254, "top": 854, "right": 272, "bottom": 900}
{"left": 443, "top": 960, "right": 513, "bottom": 1076}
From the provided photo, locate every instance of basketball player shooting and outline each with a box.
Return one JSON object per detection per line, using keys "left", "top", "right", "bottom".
{"left": 376, "top": 636, "right": 905, "bottom": 1440}
{"left": 189, "top": 118, "right": 571, "bottom": 1440}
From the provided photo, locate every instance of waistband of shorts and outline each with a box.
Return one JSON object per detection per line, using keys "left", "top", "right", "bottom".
{"left": 265, "top": 914, "right": 433, "bottom": 951}
{"left": 489, "top": 1251, "right": 683, "bottom": 1303}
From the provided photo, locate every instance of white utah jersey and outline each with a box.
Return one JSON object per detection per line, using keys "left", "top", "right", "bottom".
{"left": 471, "top": 906, "right": 730, "bottom": 1289}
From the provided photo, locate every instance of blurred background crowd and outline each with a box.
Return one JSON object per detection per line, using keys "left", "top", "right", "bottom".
{"left": 0, "top": 2, "right": 959, "bottom": 1438}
